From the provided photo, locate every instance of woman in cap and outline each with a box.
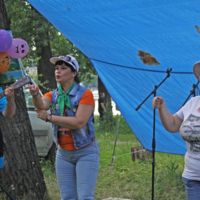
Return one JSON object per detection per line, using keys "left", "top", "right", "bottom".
{"left": 25, "top": 55, "right": 100, "bottom": 200}
{"left": 152, "top": 61, "right": 200, "bottom": 200}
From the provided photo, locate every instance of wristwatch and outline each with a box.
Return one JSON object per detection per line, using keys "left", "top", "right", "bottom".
{"left": 46, "top": 114, "right": 52, "bottom": 122}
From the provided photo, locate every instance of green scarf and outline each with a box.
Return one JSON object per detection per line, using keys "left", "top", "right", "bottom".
{"left": 57, "top": 81, "right": 76, "bottom": 116}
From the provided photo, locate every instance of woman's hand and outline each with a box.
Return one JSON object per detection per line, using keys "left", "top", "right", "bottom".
{"left": 35, "top": 109, "right": 49, "bottom": 121}
{"left": 152, "top": 96, "right": 164, "bottom": 109}
{"left": 5, "top": 86, "right": 14, "bottom": 101}
{"left": 25, "top": 84, "right": 39, "bottom": 96}
{"left": 152, "top": 96, "right": 183, "bottom": 133}
{"left": 25, "top": 85, "right": 50, "bottom": 111}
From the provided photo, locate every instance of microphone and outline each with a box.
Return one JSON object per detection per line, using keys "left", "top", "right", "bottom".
{"left": 193, "top": 61, "right": 200, "bottom": 80}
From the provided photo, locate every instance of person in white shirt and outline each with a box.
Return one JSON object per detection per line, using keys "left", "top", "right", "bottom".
{"left": 152, "top": 61, "right": 200, "bottom": 200}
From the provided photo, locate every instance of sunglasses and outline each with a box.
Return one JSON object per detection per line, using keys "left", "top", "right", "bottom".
{"left": 59, "top": 55, "right": 77, "bottom": 71}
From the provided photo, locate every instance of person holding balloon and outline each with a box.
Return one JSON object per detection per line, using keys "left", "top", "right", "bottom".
{"left": 0, "top": 85, "right": 15, "bottom": 169}
{"left": 25, "top": 54, "right": 100, "bottom": 200}
{"left": 0, "top": 29, "right": 16, "bottom": 117}
{"left": 0, "top": 29, "right": 16, "bottom": 166}
{"left": 0, "top": 30, "right": 28, "bottom": 117}
{"left": 0, "top": 29, "right": 28, "bottom": 169}
{"left": 0, "top": 29, "right": 27, "bottom": 116}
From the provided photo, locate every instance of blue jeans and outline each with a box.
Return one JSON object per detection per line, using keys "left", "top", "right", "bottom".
{"left": 182, "top": 177, "right": 200, "bottom": 200}
{"left": 56, "top": 140, "right": 100, "bottom": 200}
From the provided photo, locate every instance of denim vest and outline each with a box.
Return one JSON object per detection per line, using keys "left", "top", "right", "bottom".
{"left": 51, "top": 84, "right": 95, "bottom": 149}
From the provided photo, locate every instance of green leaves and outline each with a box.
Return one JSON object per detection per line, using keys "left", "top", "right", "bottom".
{"left": 5, "top": 0, "right": 96, "bottom": 82}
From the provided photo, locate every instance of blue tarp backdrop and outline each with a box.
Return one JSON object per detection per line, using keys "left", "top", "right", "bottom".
{"left": 27, "top": 0, "right": 200, "bottom": 155}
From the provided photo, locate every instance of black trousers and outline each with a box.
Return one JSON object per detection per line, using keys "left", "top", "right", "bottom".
{"left": 99, "top": 112, "right": 104, "bottom": 120}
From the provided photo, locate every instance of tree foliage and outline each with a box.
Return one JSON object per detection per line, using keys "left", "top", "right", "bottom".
{"left": 5, "top": 0, "right": 112, "bottom": 115}
{"left": 5, "top": 0, "right": 96, "bottom": 84}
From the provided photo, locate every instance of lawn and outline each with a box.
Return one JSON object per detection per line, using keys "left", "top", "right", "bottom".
{"left": 42, "top": 116, "right": 186, "bottom": 200}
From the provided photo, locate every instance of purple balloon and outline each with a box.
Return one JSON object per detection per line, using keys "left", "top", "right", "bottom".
{"left": 7, "top": 38, "right": 29, "bottom": 59}
{"left": 0, "top": 30, "right": 12, "bottom": 52}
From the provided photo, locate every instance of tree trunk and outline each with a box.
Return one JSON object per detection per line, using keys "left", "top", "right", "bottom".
{"left": 98, "top": 76, "right": 116, "bottom": 131}
{"left": 31, "top": 6, "right": 57, "bottom": 95}
{"left": 98, "top": 76, "right": 112, "bottom": 111}
{"left": 0, "top": 87, "right": 48, "bottom": 200}
{"left": 0, "top": 0, "right": 48, "bottom": 199}
{"left": 37, "top": 42, "right": 57, "bottom": 94}
{"left": 0, "top": 0, "right": 10, "bottom": 30}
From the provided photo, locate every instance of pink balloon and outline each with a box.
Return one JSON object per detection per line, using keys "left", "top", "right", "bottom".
{"left": 7, "top": 38, "right": 29, "bottom": 58}
{"left": 0, "top": 29, "right": 12, "bottom": 52}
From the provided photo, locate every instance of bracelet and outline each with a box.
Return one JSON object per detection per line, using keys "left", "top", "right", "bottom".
{"left": 32, "top": 91, "right": 39, "bottom": 98}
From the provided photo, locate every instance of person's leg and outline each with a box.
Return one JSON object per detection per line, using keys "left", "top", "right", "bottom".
{"left": 182, "top": 177, "right": 200, "bottom": 200}
{"left": 99, "top": 112, "right": 104, "bottom": 121}
{"left": 56, "top": 146, "right": 77, "bottom": 200}
{"left": 75, "top": 140, "right": 100, "bottom": 200}
{"left": 99, "top": 112, "right": 102, "bottom": 120}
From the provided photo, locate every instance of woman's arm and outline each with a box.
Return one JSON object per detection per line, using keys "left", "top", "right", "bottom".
{"left": 25, "top": 85, "right": 51, "bottom": 110}
{"left": 36, "top": 104, "right": 94, "bottom": 129}
{"left": 152, "top": 96, "right": 183, "bottom": 133}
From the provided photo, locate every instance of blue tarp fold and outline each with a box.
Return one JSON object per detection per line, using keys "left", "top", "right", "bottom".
{"left": 28, "top": 0, "right": 200, "bottom": 155}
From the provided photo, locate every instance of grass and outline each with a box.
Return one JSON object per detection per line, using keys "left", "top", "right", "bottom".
{"left": 94, "top": 133, "right": 185, "bottom": 200}
{"left": 0, "top": 115, "right": 186, "bottom": 199}
{"left": 40, "top": 115, "right": 186, "bottom": 200}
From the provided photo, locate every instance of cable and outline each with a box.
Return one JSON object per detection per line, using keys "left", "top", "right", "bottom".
{"left": 90, "top": 58, "right": 194, "bottom": 74}
{"left": 113, "top": 149, "right": 146, "bottom": 159}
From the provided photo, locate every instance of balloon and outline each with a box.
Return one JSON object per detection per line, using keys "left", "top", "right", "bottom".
{"left": 0, "top": 30, "right": 12, "bottom": 52}
{"left": 7, "top": 38, "right": 29, "bottom": 58}
{"left": 0, "top": 52, "right": 10, "bottom": 73}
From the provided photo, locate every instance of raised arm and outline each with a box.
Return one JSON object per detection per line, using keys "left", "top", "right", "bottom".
{"left": 2, "top": 86, "right": 15, "bottom": 118}
{"left": 152, "top": 96, "right": 183, "bottom": 133}
{"left": 25, "top": 85, "right": 51, "bottom": 110}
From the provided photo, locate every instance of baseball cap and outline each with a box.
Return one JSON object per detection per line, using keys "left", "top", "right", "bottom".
{"left": 193, "top": 61, "right": 200, "bottom": 80}
{"left": 50, "top": 54, "right": 79, "bottom": 72}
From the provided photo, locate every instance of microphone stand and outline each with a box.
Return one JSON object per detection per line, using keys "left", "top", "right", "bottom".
{"left": 0, "top": 182, "right": 16, "bottom": 200}
{"left": 181, "top": 80, "right": 199, "bottom": 107}
{"left": 135, "top": 68, "right": 172, "bottom": 200}
{"left": 109, "top": 115, "right": 122, "bottom": 166}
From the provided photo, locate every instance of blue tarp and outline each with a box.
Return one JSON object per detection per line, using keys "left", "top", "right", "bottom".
{"left": 27, "top": 0, "right": 200, "bottom": 155}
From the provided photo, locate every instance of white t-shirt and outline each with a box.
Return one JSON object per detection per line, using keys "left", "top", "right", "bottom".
{"left": 176, "top": 96, "right": 200, "bottom": 181}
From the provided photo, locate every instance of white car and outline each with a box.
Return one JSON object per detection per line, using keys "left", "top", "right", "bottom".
{"left": 24, "top": 88, "right": 56, "bottom": 160}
